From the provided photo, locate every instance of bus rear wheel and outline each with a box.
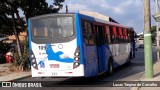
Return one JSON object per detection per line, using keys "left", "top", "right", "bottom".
{"left": 108, "top": 59, "right": 113, "bottom": 75}
{"left": 127, "top": 52, "right": 132, "bottom": 65}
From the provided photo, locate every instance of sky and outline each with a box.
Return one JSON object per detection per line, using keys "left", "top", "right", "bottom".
{"left": 47, "top": 0, "right": 159, "bottom": 33}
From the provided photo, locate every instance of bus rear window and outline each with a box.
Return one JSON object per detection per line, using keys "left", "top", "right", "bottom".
{"left": 31, "top": 16, "right": 74, "bottom": 39}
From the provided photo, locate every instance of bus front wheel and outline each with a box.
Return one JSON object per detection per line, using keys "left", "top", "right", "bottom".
{"left": 127, "top": 52, "right": 132, "bottom": 65}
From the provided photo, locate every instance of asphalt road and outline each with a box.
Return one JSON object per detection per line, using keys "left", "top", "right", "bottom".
{"left": 0, "top": 48, "right": 157, "bottom": 90}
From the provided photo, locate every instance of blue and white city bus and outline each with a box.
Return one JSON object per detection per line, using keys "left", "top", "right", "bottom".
{"left": 28, "top": 13, "right": 136, "bottom": 77}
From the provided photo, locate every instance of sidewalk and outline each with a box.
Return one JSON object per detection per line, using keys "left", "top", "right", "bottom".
{"left": 0, "top": 71, "right": 31, "bottom": 81}
{"left": 0, "top": 63, "right": 31, "bottom": 81}
{"left": 131, "top": 61, "right": 160, "bottom": 90}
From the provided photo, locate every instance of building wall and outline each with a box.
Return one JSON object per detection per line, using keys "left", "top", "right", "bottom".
{"left": 5, "top": 32, "right": 27, "bottom": 43}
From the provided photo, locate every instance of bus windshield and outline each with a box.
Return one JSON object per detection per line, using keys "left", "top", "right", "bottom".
{"left": 31, "top": 16, "right": 74, "bottom": 39}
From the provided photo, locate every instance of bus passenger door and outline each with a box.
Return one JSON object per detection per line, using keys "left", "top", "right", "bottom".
{"left": 95, "top": 25, "right": 105, "bottom": 73}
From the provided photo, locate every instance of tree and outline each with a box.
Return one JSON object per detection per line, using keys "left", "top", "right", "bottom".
{"left": 151, "top": 26, "right": 160, "bottom": 43}
{"left": 0, "top": 0, "right": 64, "bottom": 70}
{"left": 138, "top": 26, "right": 159, "bottom": 43}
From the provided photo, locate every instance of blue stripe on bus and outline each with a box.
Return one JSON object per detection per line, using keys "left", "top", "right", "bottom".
{"left": 28, "top": 19, "right": 32, "bottom": 50}
{"left": 75, "top": 13, "right": 84, "bottom": 65}
{"left": 28, "top": 19, "right": 32, "bottom": 66}
{"left": 78, "top": 14, "right": 95, "bottom": 21}
{"left": 45, "top": 44, "right": 74, "bottom": 63}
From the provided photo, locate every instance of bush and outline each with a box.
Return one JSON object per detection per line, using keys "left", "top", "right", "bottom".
{"left": 13, "top": 39, "right": 30, "bottom": 71}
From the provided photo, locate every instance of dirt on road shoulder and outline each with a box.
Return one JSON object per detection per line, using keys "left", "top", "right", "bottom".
{"left": 0, "top": 63, "right": 18, "bottom": 76}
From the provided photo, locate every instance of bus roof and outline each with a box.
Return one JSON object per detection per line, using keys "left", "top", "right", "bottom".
{"left": 29, "top": 12, "right": 133, "bottom": 29}
{"left": 77, "top": 12, "right": 131, "bottom": 29}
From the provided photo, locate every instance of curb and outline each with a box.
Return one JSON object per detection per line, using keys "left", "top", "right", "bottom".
{"left": 0, "top": 74, "right": 31, "bottom": 87}
{"left": 130, "top": 61, "right": 160, "bottom": 90}
{"left": 9, "top": 74, "right": 32, "bottom": 81}
{"left": 0, "top": 74, "right": 31, "bottom": 82}
{"left": 130, "top": 72, "right": 145, "bottom": 90}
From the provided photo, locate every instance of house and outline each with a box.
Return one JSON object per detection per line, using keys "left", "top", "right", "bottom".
{"left": 3, "top": 32, "right": 27, "bottom": 43}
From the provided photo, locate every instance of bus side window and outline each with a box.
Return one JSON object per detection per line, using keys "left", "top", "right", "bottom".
{"left": 128, "top": 29, "right": 131, "bottom": 42}
{"left": 81, "top": 20, "right": 96, "bottom": 46}
{"left": 109, "top": 26, "right": 113, "bottom": 43}
{"left": 105, "top": 26, "right": 111, "bottom": 44}
{"left": 116, "top": 27, "right": 120, "bottom": 43}
{"left": 126, "top": 29, "right": 129, "bottom": 42}
{"left": 88, "top": 23, "right": 96, "bottom": 45}
{"left": 123, "top": 28, "right": 127, "bottom": 43}
{"left": 82, "top": 20, "right": 89, "bottom": 45}
{"left": 112, "top": 26, "right": 117, "bottom": 43}
{"left": 122, "top": 28, "right": 125, "bottom": 43}
{"left": 119, "top": 28, "right": 123, "bottom": 43}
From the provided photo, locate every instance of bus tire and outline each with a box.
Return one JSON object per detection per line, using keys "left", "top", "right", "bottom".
{"left": 127, "top": 52, "right": 132, "bottom": 65}
{"left": 108, "top": 58, "right": 114, "bottom": 75}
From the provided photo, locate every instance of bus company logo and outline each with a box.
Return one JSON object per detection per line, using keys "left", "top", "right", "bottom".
{"left": 38, "top": 61, "right": 45, "bottom": 68}
{"left": 49, "top": 64, "right": 59, "bottom": 68}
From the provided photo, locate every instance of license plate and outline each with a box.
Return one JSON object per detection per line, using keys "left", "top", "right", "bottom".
{"left": 51, "top": 72, "right": 57, "bottom": 76}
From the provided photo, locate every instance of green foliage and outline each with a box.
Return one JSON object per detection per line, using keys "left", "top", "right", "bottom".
{"left": 151, "top": 26, "right": 160, "bottom": 43}
{"left": 0, "top": 0, "right": 65, "bottom": 36}
{"left": 138, "top": 26, "right": 159, "bottom": 43}
{"left": 13, "top": 52, "right": 21, "bottom": 66}
{"left": 13, "top": 40, "right": 30, "bottom": 70}
{"left": 0, "top": 0, "right": 65, "bottom": 70}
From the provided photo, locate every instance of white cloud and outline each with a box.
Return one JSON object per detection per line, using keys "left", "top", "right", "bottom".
{"left": 59, "top": 0, "right": 156, "bottom": 33}
{"left": 135, "top": 0, "right": 142, "bottom": 6}
{"left": 60, "top": 3, "right": 88, "bottom": 12}
{"left": 114, "top": 7, "right": 124, "bottom": 14}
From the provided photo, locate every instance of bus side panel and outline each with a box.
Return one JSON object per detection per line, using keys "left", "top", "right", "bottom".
{"left": 84, "top": 45, "right": 98, "bottom": 77}
{"left": 102, "top": 45, "right": 112, "bottom": 72}
{"left": 109, "top": 43, "right": 131, "bottom": 68}
{"left": 78, "top": 14, "right": 99, "bottom": 77}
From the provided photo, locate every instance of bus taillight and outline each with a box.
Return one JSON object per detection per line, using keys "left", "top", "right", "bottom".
{"left": 30, "top": 51, "right": 38, "bottom": 70}
{"left": 73, "top": 47, "right": 80, "bottom": 69}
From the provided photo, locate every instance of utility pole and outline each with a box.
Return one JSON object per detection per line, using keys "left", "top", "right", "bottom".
{"left": 143, "top": 0, "right": 153, "bottom": 78}
{"left": 66, "top": 5, "right": 68, "bottom": 13}
{"left": 156, "top": 0, "right": 160, "bottom": 61}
